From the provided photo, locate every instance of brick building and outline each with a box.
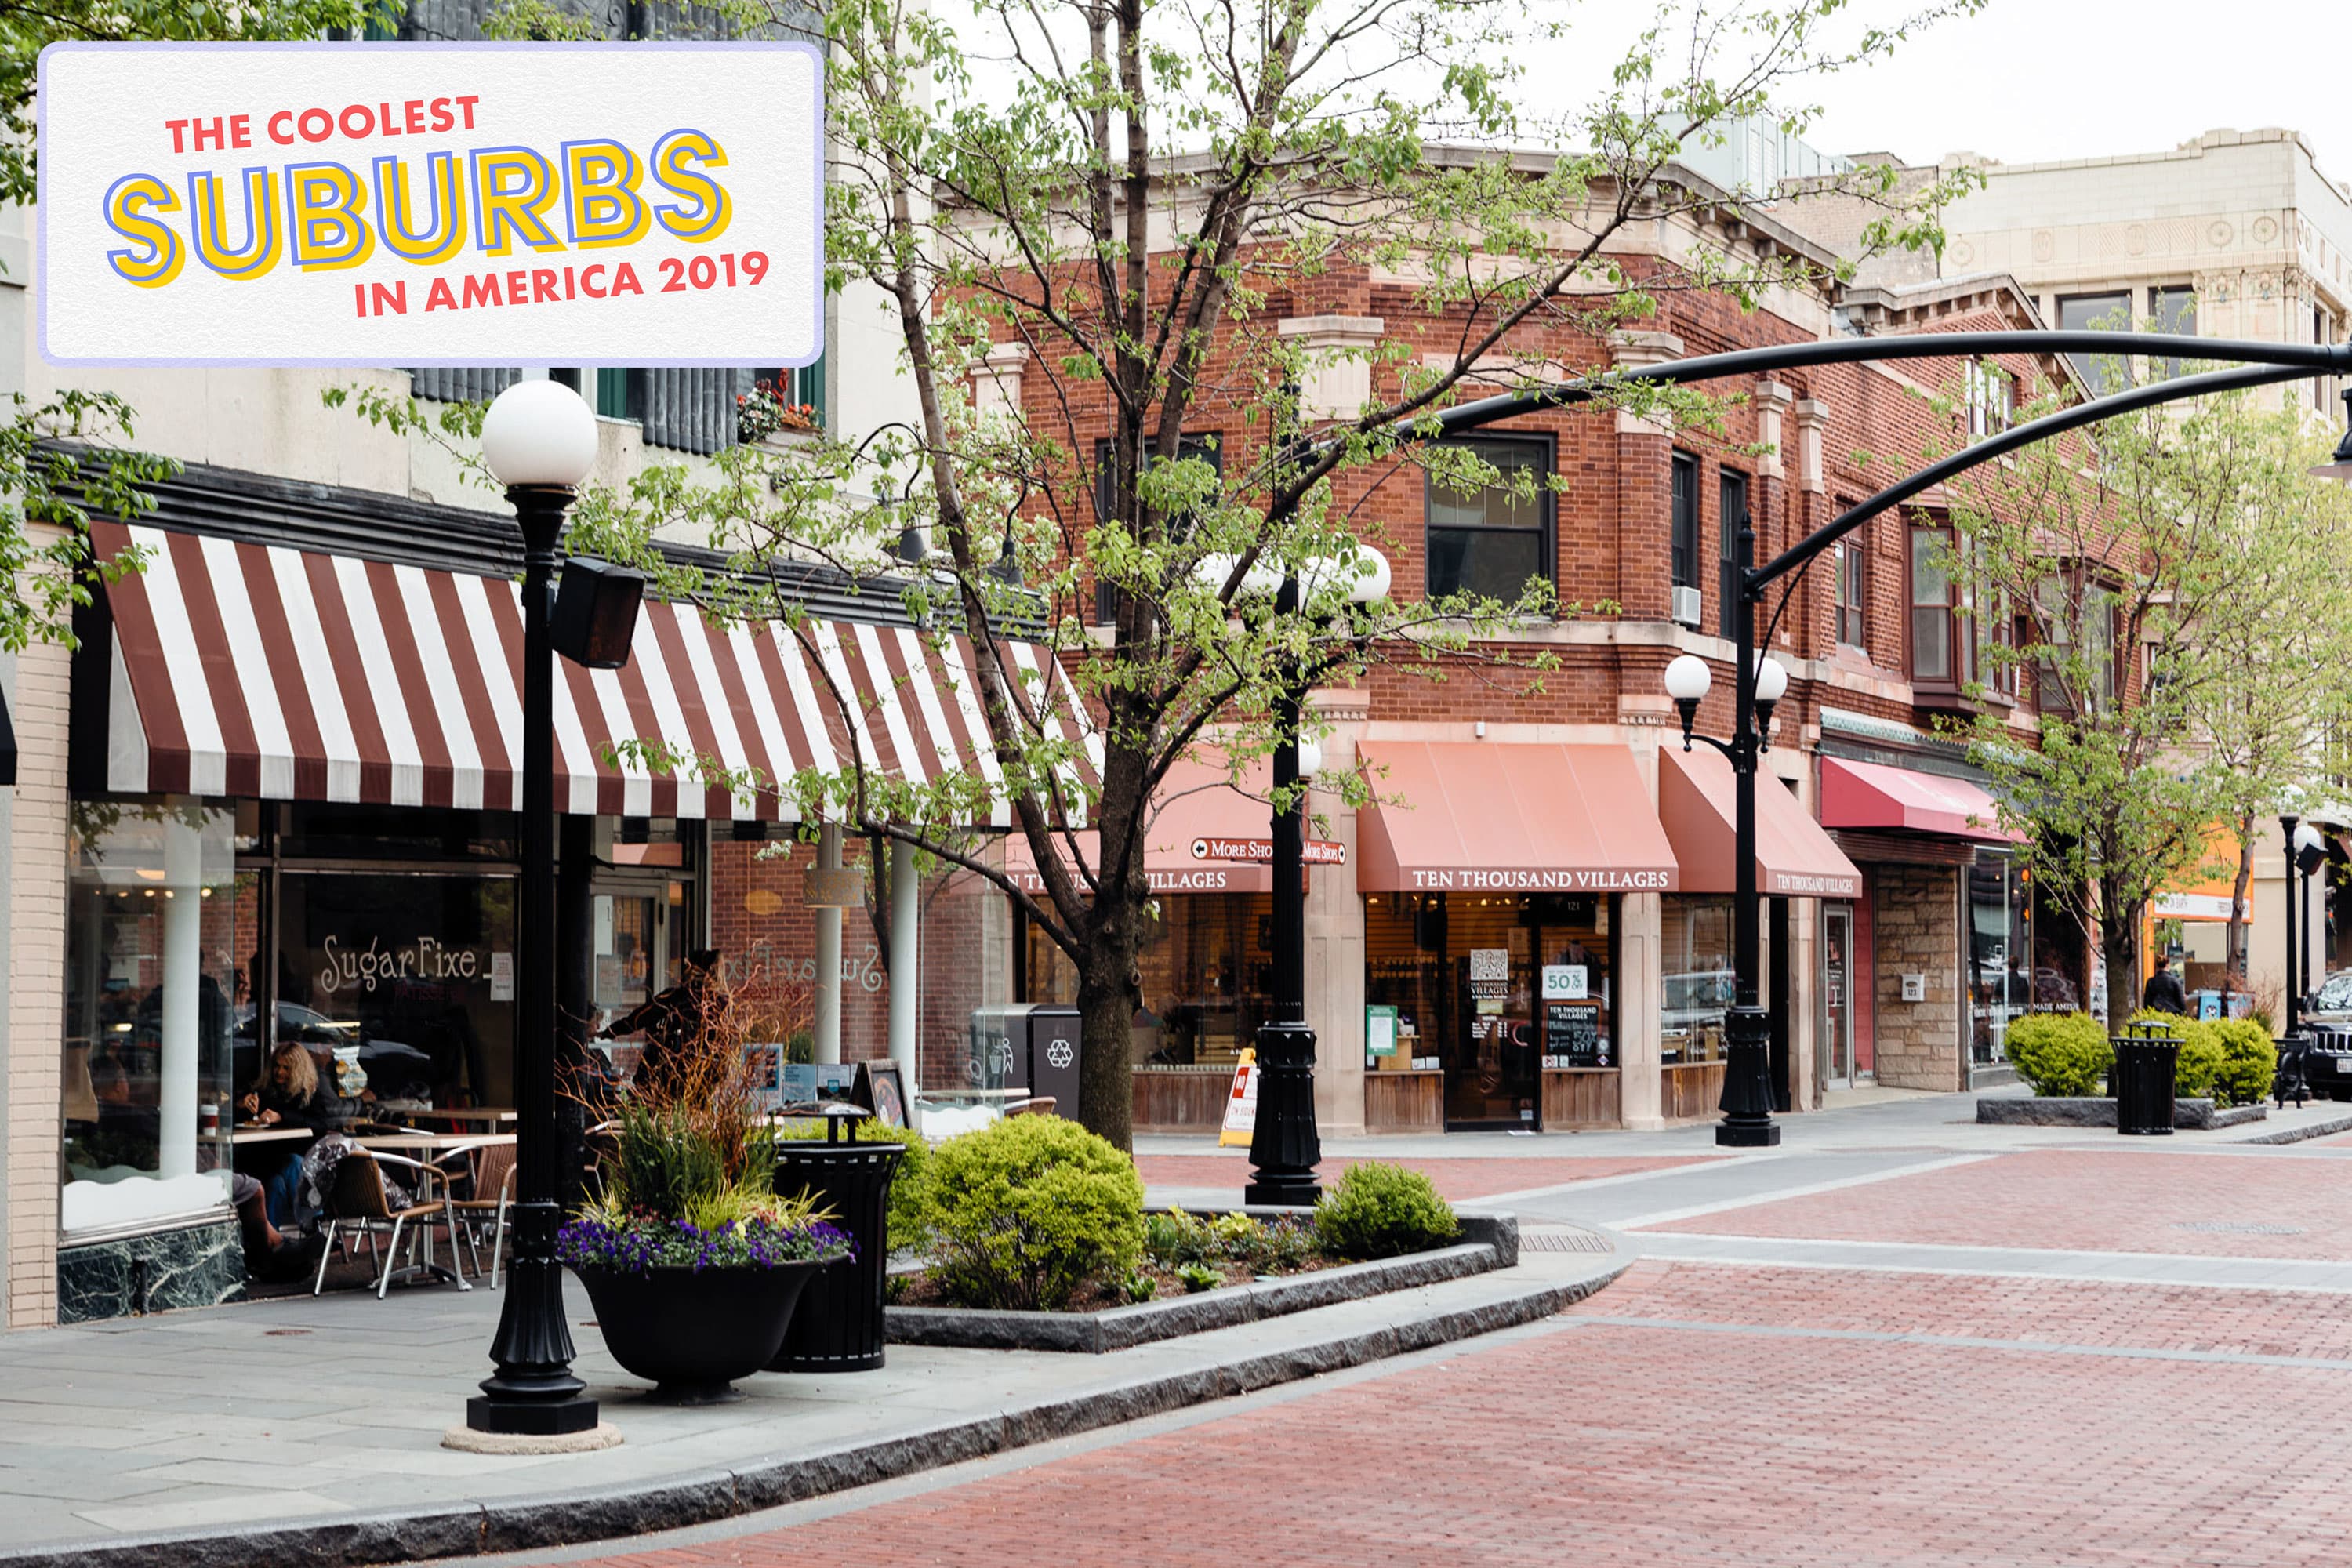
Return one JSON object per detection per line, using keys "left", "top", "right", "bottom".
{"left": 992, "top": 156, "right": 2076, "bottom": 1134}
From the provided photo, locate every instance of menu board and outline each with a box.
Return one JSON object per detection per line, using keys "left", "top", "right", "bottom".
{"left": 1544, "top": 1001, "right": 1606, "bottom": 1068}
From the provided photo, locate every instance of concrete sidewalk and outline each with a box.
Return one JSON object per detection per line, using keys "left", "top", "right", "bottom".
{"left": 0, "top": 1226, "right": 1622, "bottom": 1568}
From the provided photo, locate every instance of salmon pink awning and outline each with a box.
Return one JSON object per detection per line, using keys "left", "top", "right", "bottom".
{"left": 1818, "top": 757, "right": 2013, "bottom": 843}
{"left": 1658, "top": 746, "right": 1863, "bottom": 899}
{"left": 1355, "top": 741, "right": 1678, "bottom": 894}
{"left": 1002, "top": 756, "right": 1315, "bottom": 895}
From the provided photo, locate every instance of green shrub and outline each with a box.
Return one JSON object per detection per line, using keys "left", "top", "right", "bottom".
{"left": 1313, "top": 1162, "right": 1458, "bottom": 1261}
{"left": 2005, "top": 1012, "right": 2113, "bottom": 1097}
{"left": 2207, "top": 1019, "right": 2278, "bottom": 1108}
{"left": 2129, "top": 1011, "right": 2220, "bottom": 1100}
{"left": 1145, "top": 1207, "right": 1319, "bottom": 1275}
{"left": 775, "top": 1116, "right": 932, "bottom": 1254}
{"left": 914, "top": 1116, "right": 1144, "bottom": 1311}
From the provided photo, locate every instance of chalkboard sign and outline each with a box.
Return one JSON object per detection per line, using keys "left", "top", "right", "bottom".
{"left": 1545, "top": 1001, "right": 1606, "bottom": 1068}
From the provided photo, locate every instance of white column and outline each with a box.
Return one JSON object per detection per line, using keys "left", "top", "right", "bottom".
{"left": 887, "top": 838, "right": 919, "bottom": 1094}
{"left": 156, "top": 814, "right": 203, "bottom": 1178}
{"left": 1617, "top": 891, "right": 1665, "bottom": 1130}
{"left": 813, "top": 823, "right": 843, "bottom": 1065}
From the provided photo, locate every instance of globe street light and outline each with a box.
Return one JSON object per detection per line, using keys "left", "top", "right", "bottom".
{"left": 1661, "top": 643, "right": 1790, "bottom": 1148}
{"left": 468, "top": 378, "right": 604, "bottom": 1442}
{"left": 1248, "top": 543, "right": 1389, "bottom": 1206}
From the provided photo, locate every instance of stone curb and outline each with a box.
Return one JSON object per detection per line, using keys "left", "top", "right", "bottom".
{"left": 2235, "top": 1110, "right": 2352, "bottom": 1145}
{"left": 1975, "top": 1096, "right": 2264, "bottom": 1131}
{"left": 888, "top": 1215, "right": 1517, "bottom": 1355}
{"left": 0, "top": 1232, "right": 1618, "bottom": 1568}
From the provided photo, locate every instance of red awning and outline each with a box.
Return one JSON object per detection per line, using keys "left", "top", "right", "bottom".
{"left": 1658, "top": 746, "right": 1864, "bottom": 899}
{"left": 1819, "top": 757, "right": 2013, "bottom": 842}
{"left": 1355, "top": 741, "right": 1678, "bottom": 894}
{"left": 91, "top": 521, "right": 1097, "bottom": 824}
{"left": 1004, "top": 755, "right": 1301, "bottom": 894}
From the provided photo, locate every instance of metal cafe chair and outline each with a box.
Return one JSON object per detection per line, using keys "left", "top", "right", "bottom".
{"left": 449, "top": 1140, "right": 518, "bottom": 1288}
{"left": 310, "top": 1149, "right": 470, "bottom": 1299}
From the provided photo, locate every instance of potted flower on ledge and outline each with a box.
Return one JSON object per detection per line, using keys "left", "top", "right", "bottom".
{"left": 557, "top": 977, "right": 851, "bottom": 1404}
{"left": 735, "top": 377, "right": 822, "bottom": 450}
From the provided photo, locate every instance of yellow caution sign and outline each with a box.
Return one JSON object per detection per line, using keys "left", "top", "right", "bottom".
{"left": 1217, "top": 1047, "right": 1258, "bottom": 1148}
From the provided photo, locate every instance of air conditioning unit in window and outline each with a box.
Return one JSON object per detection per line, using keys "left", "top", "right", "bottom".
{"left": 1671, "top": 585, "right": 1704, "bottom": 628}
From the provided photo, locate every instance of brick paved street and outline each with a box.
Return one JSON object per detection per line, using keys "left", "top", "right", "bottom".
{"left": 492, "top": 1136, "right": 2352, "bottom": 1568}
{"left": 1642, "top": 1148, "right": 2352, "bottom": 1258}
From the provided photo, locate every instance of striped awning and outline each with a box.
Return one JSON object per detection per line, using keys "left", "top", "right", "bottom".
{"left": 92, "top": 521, "right": 1099, "bottom": 823}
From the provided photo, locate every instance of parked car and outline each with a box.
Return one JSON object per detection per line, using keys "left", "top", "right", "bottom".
{"left": 230, "top": 1004, "right": 434, "bottom": 1100}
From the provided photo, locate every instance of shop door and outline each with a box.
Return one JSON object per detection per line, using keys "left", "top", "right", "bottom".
{"left": 590, "top": 880, "right": 674, "bottom": 1029}
{"left": 1446, "top": 943, "right": 1540, "bottom": 1128}
{"left": 1823, "top": 906, "right": 1858, "bottom": 1088}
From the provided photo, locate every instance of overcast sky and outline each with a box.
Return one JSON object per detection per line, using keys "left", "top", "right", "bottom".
{"left": 1732, "top": 0, "right": 2350, "bottom": 174}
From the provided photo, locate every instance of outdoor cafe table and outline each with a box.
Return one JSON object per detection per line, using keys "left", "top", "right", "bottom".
{"left": 230, "top": 1125, "right": 314, "bottom": 1145}
{"left": 354, "top": 1131, "right": 517, "bottom": 1156}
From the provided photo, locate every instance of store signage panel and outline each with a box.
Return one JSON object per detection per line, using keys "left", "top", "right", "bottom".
{"left": 1189, "top": 836, "right": 1345, "bottom": 865}
{"left": 38, "top": 42, "right": 822, "bottom": 366}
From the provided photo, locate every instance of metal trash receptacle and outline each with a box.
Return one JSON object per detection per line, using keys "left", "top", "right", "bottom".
{"left": 771, "top": 1116, "right": 905, "bottom": 1374}
{"left": 2111, "top": 1022, "right": 2180, "bottom": 1136}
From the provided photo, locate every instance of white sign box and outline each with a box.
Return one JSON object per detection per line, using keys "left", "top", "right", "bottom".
{"left": 38, "top": 42, "right": 823, "bottom": 366}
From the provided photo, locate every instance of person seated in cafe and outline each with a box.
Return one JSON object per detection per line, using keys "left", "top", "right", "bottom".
{"left": 598, "top": 947, "right": 723, "bottom": 1097}
{"left": 241, "top": 1040, "right": 349, "bottom": 1227}
{"left": 227, "top": 1171, "right": 318, "bottom": 1282}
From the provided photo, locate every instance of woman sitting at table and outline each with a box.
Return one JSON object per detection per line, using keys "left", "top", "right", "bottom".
{"left": 241, "top": 1041, "right": 348, "bottom": 1227}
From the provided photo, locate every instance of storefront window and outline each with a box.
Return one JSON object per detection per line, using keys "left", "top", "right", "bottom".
{"left": 61, "top": 801, "right": 240, "bottom": 1225}
{"left": 1364, "top": 892, "right": 1613, "bottom": 1128}
{"left": 1662, "top": 895, "right": 1734, "bottom": 1065}
{"left": 1023, "top": 892, "right": 1272, "bottom": 1067}
{"left": 1969, "top": 848, "right": 2032, "bottom": 1063}
{"left": 273, "top": 871, "right": 516, "bottom": 1106}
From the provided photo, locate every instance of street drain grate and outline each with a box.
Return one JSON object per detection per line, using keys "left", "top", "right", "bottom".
{"left": 1521, "top": 1228, "right": 1613, "bottom": 1254}
{"left": 2172, "top": 1221, "right": 2307, "bottom": 1236}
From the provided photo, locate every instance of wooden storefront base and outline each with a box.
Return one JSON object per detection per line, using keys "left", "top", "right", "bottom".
{"left": 1540, "top": 1068, "right": 1621, "bottom": 1129}
{"left": 1133, "top": 1065, "right": 1230, "bottom": 1132}
{"left": 1363, "top": 1069, "right": 1443, "bottom": 1133}
{"left": 1661, "top": 1060, "right": 1728, "bottom": 1122}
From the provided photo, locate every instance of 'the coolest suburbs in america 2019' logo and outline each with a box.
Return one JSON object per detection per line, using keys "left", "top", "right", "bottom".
{"left": 37, "top": 42, "right": 822, "bottom": 367}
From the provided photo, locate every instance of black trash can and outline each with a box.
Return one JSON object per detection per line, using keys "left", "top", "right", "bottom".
{"left": 2111, "top": 1022, "right": 2180, "bottom": 1136}
{"left": 771, "top": 1119, "right": 904, "bottom": 1374}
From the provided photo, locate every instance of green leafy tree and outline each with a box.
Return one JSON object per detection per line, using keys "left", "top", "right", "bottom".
{"left": 1940, "top": 374, "right": 2321, "bottom": 1022}
{"left": 347, "top": 0, "right": 1979, "bottom": 1147}
{"left": 0, "top": 0, "right": 366, "bottom": 649}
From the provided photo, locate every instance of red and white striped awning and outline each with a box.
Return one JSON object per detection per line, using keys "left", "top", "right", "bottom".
{"left": 93, "top": 521, "right": 1099, "bottom": 824}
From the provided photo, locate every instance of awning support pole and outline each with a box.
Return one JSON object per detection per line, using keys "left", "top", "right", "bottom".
{"left": 887, "top": 837, "right": 919, "bottom": 1094}
{"left": 815, "top": 823, "right": 843, "bottom": 1065}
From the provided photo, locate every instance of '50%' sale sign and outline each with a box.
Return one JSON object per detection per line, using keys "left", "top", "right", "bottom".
{"left": 37, "top": 42, "right": 822, "bottom": 368}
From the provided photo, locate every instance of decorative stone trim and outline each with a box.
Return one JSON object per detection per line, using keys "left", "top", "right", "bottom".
{"left": 1279, "top": 314, "right": 1385, "bottom": 420}
{"left": 971, "top": 341, "right": 1030, "bottom": 416}
{"left": 1792, "top": 397, "right": 1828, "bottom": 494}
{"left": 1753, "top": 379, "right": 1793, "bottom": 478}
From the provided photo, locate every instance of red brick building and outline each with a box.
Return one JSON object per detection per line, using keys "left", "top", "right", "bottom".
{"left": 985, "top": 161, "right": 2079, "bottom": 1132}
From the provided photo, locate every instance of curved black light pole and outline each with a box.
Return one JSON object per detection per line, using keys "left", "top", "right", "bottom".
{"left": 1386, "top": 331, "right": 2349, "bottom": 1149}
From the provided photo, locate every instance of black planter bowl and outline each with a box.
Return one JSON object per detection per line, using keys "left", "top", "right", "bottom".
{"left": 571, "top": 1259, "right": 826, "bottom": 1404}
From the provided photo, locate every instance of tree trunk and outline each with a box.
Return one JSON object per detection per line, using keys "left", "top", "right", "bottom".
{"left": 1073, "top": 899, "right": 1144, "bottom": 1151}
{"left": 2101, "top": 877, "right": 2138, "bottom": 1029}
{"left": 2223, "top": 815, "right": 2256, "bottom": 1008}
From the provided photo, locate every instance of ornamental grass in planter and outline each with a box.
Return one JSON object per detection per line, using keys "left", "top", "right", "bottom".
{"left": 559, "top": 977, "right": 851, "bottom": 1403}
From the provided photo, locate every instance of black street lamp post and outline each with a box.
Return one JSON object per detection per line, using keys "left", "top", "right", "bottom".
{"left": 1243, "top": 547, "right": 1389, "bottom": 1207}
{"left": 1662, "top": 546, "right": 1788, "bottom": 1149}
{"left": 1247, "top": 570, "right": 1321, "bottom": 1207}
{"left": 466, "top": 380, "right": 606, "bottom": 1441}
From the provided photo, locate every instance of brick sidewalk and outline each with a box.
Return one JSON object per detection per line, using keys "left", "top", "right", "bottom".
{"left": 579, "top": 1258, "right": 2352, "bottom": 1567}
{"left": 1641, "top": 1147, "right": 2352, "bottom": 1258}
{"left": 1134, "top": 1154, "right": 1717, "bottom": 1202}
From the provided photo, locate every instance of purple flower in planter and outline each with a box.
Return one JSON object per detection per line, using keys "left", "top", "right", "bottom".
{"left": 556, "top": 1212, "right": 858, "bottom": 1275}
